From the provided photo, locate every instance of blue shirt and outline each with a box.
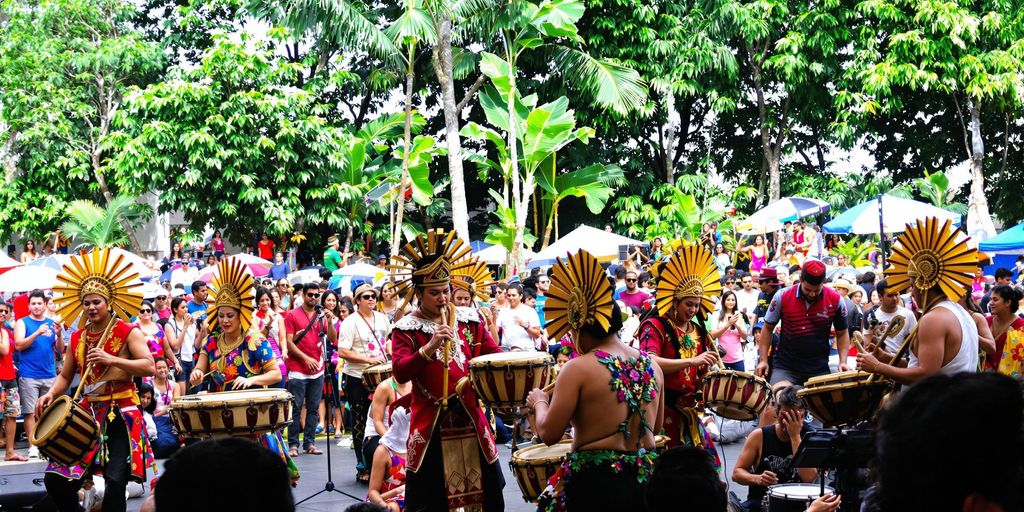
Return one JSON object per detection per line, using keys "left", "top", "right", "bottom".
{"left": 535, "top": 295, "right": 547, "bottom": 327}
{"left": 269, "top": 263, "right": 290, "bottom": 280}
{"left": 187, "top": 300, "right": 208, "bottom": 325}
{"left": 17, "top": 317, "right": 57, "bottom": 379}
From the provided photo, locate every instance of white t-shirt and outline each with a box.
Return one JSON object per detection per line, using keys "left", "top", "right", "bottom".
{"left": 870, "top": 306, "right": 918, "bottom": 354}
{"left": 735, "top": 288, "right": 760, "bottom": 316}
{"left": 497, "top": 304, "right": 541, "bottom": 351}
{"left": 166, "top": 317, "right": 197, "bottom": 362}
{"left": 170, "top": 267, "right": 199, "bottom": 291}
{"left": 338, "top": 311, "right": 391, "bottom": 378}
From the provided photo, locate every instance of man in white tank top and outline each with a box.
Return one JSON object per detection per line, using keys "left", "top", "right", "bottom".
{"left": 856, "top": 218, "right": 980, "bottom": 385}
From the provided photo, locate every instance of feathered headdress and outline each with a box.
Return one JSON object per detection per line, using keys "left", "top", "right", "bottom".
{"left": 544, "top": 250, "right": 615, "bottom": 342}
{"left": 52, "top": 248, "right": 144, "bottom": 325}
{"left": 450, "top": 256, "right": 496, "bottom": 304}
{"left": 655, "top": 244, "right": 721, "bottom": 317}
{"left": 205, "top": 257, "right": 256, "bottom": 333}
{"left": 884, "top": 217, "right": 976, "bottom": 304}
{"left": 390, "top": 229, "right": 472, "bottom": 308}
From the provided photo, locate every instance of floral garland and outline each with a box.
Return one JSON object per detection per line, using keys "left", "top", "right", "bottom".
{"left": 539, "top": 449, "right": 658, "bottom": 512}
{"left": 594, "top": 349, "right": 658, "bottom": 439}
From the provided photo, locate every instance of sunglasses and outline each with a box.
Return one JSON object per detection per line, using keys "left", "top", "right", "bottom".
{"left": 306, "top": 293, "right": 321, "bottom": 298}
{"left": 625, "top": 278, "right": 637, "bottom": 282}
{"left": 156, "top": 296, "right": 167, "bottom": 300}
{"left": 140, "top": 309, "right": 153, "bottom": 313}
{"left": 725, "top": 281, "right": 736, "bottom": 285}
{"left": 360, "top": 294, "right": 377, "bottom": 300}
{"left": 0, "top": 310, "right": 9, "bottom": 315}
{"left": 539, "top": 280, "right": 550, "bottom": 284}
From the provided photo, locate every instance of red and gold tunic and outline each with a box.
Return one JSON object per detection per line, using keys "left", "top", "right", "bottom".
{"left": 391, "top": 306, "right": 502, "bottom": 508}
{"left": 636, "top": 316, "right": 720, "bottom": 469}
{"left": 46, "top": 320, "right": 155, "bottom": 482}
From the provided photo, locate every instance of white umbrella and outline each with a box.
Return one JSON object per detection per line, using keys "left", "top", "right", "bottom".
{"left": 227, "top": 253, "right": 274, "bottom": 269}
{"left": 530, "top": 225, "right": 644, "bottom": 266}
{"left": 0, "top": 266, "right": 59, "bottom": 294}
{"left": 107, "top": 247, "right": 160, "bottom": 278}
{"left": 0, "top": 253, "right": 19, "bottom": 268}
{"left": 287, "top": 268, "right": 322, "bottom": 285}
{"left": 139, "top": 281, "right": 168, "bottom": 299}
{"left": 331, "top": 263, "right": 387, "bottom": 278}
{"left": 736, "top": 197, "right": 831, "bottom": 235}
{"left": 823, "top": 195, "right": 961, "bottom": 234}
{"left": 475, "top": 245, "right": 532, "bottom": 265}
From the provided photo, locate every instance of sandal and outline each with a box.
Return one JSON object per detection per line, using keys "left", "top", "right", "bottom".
{"left": 304, "top": 446, "right": 323, "bottom": 455}
{"left": 356, "top": 470, "right": 370, "bottom": 484}
{"left": 288, "top": 447, "right": 299, "bottom": 457}
{"left": 4, "top": 453, "right": 28, "bottom": 462}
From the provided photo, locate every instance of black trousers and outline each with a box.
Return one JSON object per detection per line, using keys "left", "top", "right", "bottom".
{"left": 342, "top": 375, "right": 371, "bottom": 471}
{"left": 44, "top": 414, "right": 131, "bottom": 512}
{"left": 404, "top": 429, "right": 505, "bottom": 512}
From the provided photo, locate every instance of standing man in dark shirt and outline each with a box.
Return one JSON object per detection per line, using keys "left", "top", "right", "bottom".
{"left": 732, "top": 385, "right": 818, "bottom": 511}
{"left": 755, "top": 260, "right": 850, "bottom": 386}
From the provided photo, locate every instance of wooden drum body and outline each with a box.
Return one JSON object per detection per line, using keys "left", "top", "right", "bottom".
{"left": 31, "top": 395, "right": 100, "bottom": 467}
{"left": 798, "top": 372, "right": 889, "bottom": 427}
{"left": 169, "top": 388, "right": 293, "bottom": 437}
{"left": 702, "top": 370, "right": 772, "bottom": 421}
{"left": 362, "top": 362, "right": 393, "bottom": 391}
{"left": 509, "top": 441, "right": 571, "bottom": 502}
{"left": 469, "top": 352, "right": 553, "bottom": 409}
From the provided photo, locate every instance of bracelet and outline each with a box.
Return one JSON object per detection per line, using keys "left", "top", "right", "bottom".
{"left": 418, "top": 346, "right": 434, "bottom": 361}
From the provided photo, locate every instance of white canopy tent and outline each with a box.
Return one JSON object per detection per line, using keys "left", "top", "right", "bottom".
{"left": 529, "top": 226, "right": 644, "bottom": 267}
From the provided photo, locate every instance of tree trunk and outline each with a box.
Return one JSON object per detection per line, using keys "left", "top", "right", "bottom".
{"left": 541, "top": 200, "right": 557, "bottom": 249}
{"left": 662, "top": 93, "right": 678, "bottom": 185}
{"left": 343, "top": 220, "right": 354, "bottom": 261}
{"left": 392, "top": 45, "right": 415, "bottom": 257}
{"left": 432, "top": 14, "right": 470, "bottom": 241}
{"left": 966, "top": 101, "right": 996, "bottom": 241}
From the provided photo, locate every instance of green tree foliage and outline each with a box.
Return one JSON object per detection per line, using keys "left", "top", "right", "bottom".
{"left": 0, "top": 0, "right": 164, "bottom": 243}
{"left": 60, "top": 195, "right": 152, "bottom": 249}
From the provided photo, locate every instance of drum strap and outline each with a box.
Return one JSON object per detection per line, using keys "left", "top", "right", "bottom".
{"left": 84, "top": 389, "right": 137, "bottom": 403}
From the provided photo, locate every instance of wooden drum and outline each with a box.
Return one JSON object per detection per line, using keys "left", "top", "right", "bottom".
{"left": 469, "top": 351, "right": 553, "bottom": 409}
{"left": 509, "top": 441, "right": 571, "bottom": 502}
{"left": 798, "top": 372, "right": 889, "bottom": 427}
{"left": 362, "top": 362, "right": 393, "bottom": 391}
{"left": 702, "top": 370, "right": 772, "bottom": 421}
{"left": 31, "top": 395, "right": 100, "bottom": 467}
{"left": 169, "top": 388, "right": 293, "bottom": 437}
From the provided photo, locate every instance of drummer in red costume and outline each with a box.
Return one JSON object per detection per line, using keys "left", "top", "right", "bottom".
{"left": 637, "top": 244, "right": 722, "bottom": 468}
{"left": 36, "top": 248, "right": 156, "bottom": 512}
{"left": 390, "top": 230, "right": 505, "bottom": 511}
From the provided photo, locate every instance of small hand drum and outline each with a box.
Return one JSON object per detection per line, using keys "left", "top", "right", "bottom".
{"left": 31, "top": 395, "right": 100, "bottom": 467}
{"left": 702, "top": 370, "right": 772, "bottom": 421}
{"left": 468, "top": 351, "right": 553, "bottom": 409}
{"left": 509, "top": 441, "right": 571, "bottom": 502}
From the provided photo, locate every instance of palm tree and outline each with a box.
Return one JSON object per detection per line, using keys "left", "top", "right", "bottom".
{"left": 537, "top": 162, "right": 626, "bottom": 248}
{"left": 60, "top": 196, "right": 151, "bottom": 250}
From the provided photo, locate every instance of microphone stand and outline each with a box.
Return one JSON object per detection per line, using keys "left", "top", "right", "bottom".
{"left": 296, "top": 308, "right": 361, "bottom": 505}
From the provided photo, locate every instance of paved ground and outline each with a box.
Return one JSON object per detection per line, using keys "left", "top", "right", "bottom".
{"left": 0, "top": 430, "right": 749, "bottom": 511}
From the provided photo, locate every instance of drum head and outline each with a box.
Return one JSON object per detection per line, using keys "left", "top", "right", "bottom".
{"left": 706, "top": 402, "right": 758, "bottom": 421}
{"left": 32, "top": 395, "right": 71, "bottom": 444}
{"left": 365, "top": 362, "right": 392, "bottom": 373}
{"left": 768, "top": 483, "right": 835, "bottom": 499}
{"left": 511, "top": 441, "right": 572, "bottom": 463}
{"left": 803, "top": 371, "right": 870, "bottom": 387}
{"left": 470, "top": 351, "right": 552, "bottom": 366}
{"left": 171, "top": 388, "right": 292, "bottom": 410}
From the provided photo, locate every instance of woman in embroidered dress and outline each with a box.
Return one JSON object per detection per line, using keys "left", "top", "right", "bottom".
{"left": 188, "top": 258, "right": 299, "bottom": 484}
{"left": 368, "top": 407, "right": 410, "bottom": 512}
{"left": 526, "top": 250, "right": 664, "bottom": 512}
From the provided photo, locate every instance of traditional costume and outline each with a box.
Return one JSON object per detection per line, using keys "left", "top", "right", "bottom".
{"left": 46, "top": 248, "right": 155, "bottom": 510}
{"left": 873, "top": 218, "right": 979, "bottom": 376}
{"left": 390, "top": 230, "right": 505, "bottom": 511}
{"left": 637, "top": 244, "right": 722, "bottom": 468}
{"left": 198, "top": 257, "right": 299, "bottom": 483}
{"left": 538, "top": 250, "right": 659, "bottom": 512}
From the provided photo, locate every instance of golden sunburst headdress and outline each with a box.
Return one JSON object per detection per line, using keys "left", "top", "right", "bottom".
{"left": 52, "top": 248, "right": 144, "bottom": 325}
{"left": 655, "top": 244, "right": 721, "bottom": 317}
{"left": 544, "top": 250, "right": 615, "bottom": 342}
{"left": 205, "top": 257, "right": 256, "bottom": 333}
{"left": 450, "top": 256, "right": 496, "bottom": 304}
{"left": 390, "top": 229, "right": 472, "bottom": 308}
{"left": 884, "top": 217, "right": 976, "bottom": 305}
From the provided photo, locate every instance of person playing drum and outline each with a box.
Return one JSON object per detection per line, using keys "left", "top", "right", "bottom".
{"left": 188, "top": 258, "right": 299, "bottom": 484}
{"left": 856, "top": 218, "right": 980, "bottom": 383}
{"left": 526, "top": 249, "right": 665, "bottom": 511}
{"left": 37, "top": 248, "right": 156, "bottom": 512}
{"left": 636, "top": 245, "right": 722, "bottom": 465}
{"left": 389, "top": 229, "right": 506, "bottom": 511}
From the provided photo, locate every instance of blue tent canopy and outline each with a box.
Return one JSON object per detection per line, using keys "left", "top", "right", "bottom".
{"left": 979, "top": 221, "right": 1024, "bottom": 255}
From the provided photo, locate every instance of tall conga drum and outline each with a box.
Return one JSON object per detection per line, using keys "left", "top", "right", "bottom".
{"left": 468, "top": 352, "right": 553, "bottom": 409}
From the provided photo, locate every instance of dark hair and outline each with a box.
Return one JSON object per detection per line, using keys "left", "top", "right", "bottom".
{"left": 995, "top": 267, "right": 1013, "bottom": 281}
{"left": 138, "top": 382, "right": 156, "bottom": 415}
{"left": 320, "top": 290, "right": 341, "bottom": 316}
{"left": 191, "top": 280, "right": 207, "bottom": 294}
{"left": 788, "top": 264, "right": 801, "bottom": 275}
{"left": 300, "top": 282, "right": 320, "bottom": 294}
{"left": 255, "top": 287, "right": 273, "bottom": 309}
{"left": 859, "top": 271, "right": 876, "bottom": 284}
{"left": 875, "top": 279, "right": 890, "bottom": 296}
{"left": 579, "top": 301, "right": 624, "bottom": 341}
{"left": 141, "top": 300, "right": 154, "bottom": 311}
{"left": 344, "top": 503, "right": 389, "bottom": 512}
{"left": 339, "top": 296, "right": 355, "bottom": 315}
{"left": 638, "top": 272, "right": 652, "bottom": 286}
{"left": 170, "top": 297, "right": 187, "bottom": 313}
{"left": 774, "top": 385, "right": 805, "bottom": 411}
{"left": 718, "top": 290, "right": 738, "bottom": 321}
{"left": 28, "top": 290, "right": 46, "bottom": 302}
{"left": 523, "top": 288, "right": 537, "bottom": 300}
{"left": 645, "top": 446, "right": 726, "bottom": 511}
{"left": 507, "top": 283, "right": 525, "bottom": 297}
{"left": 614, "top": 266, "right": 627, "bottom": 279}
{"left": 877, "top": 373, "right": 1023, "bottom": 511}
{"left": 157, "top": 438, "right": 295, "bottom": 512}
{"left": 991, "top": 284, "right": 1023, "bottom": 313}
